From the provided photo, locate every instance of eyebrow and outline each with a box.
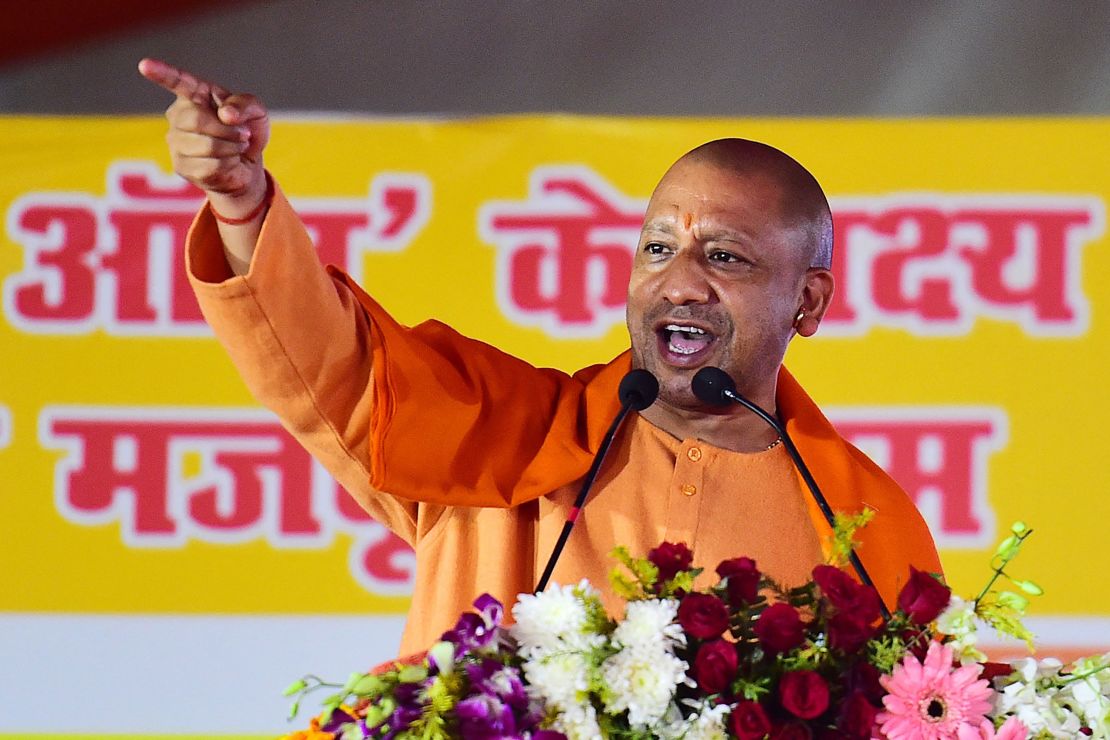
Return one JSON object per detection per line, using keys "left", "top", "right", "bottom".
{"left": 642, "top": 218, "right": 750, "bottom": 245}
{"left": 641, "top": 219, "right": 678, "bottom": 234}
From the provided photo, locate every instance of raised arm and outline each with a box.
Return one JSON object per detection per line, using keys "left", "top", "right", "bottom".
{"left": 137, "top": 58, "right": 434, "bottom": 542}
{"left": 138, "top": 58, "right": 270, "bottom": 275}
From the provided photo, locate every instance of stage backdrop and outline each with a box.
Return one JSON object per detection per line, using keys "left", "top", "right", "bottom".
{"left": 1, "top": 115, "right": 1108, "bottom": 738}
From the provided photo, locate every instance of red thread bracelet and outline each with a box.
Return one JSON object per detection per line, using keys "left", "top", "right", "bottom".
{"left": 210, "top": 173, "right": 274, "bottom": 225}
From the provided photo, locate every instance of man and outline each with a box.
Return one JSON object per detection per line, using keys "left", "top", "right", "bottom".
{"left": 139, "top": 59, "right": 940, "bottom": 656}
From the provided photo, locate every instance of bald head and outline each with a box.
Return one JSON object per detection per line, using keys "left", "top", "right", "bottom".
{"left": 662, "top": 138, "right": 833, "bottom": 270}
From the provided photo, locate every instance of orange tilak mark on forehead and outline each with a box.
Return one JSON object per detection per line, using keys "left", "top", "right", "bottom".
{"left": 683, "top": 212, "right": 692, "bottom": 230}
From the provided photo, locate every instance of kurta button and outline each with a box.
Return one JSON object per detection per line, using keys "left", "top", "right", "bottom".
{"left": 686, "top": 447, "right": 702, "bottom": 462}
{"left": 681, "top": 483, "right": 697, "bottom": 496}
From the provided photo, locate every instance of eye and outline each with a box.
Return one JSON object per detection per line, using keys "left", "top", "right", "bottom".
{"left": 643, "top": 242, "right": 671, "bottom": 256}
{"left": 709, "top": 250, "right": 742, "bottom": 263}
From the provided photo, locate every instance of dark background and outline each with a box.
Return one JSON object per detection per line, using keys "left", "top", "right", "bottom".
{"left": 2, "top": 0, "right": 1108, "bottom": 116}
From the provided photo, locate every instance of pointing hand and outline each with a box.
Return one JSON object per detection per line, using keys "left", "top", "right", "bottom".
{"left": 138, "top": 58, "right": 269, "bottom": 209}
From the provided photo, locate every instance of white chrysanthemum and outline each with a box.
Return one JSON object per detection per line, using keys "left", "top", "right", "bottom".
{"left": 936, "top": 596, "right": 986, "bottom": 663}
{"left": 612, "top": 599, "right": 685, "bottom": 652}
{"left": 600, "top": 645, "right": 688, "bottom": 729}
{"left": 655, "top": 699, "right": 731, "bottom": 740}
{"left": 511, "top": 580, "right": 600, "bottom": 654}
{"left": 522, "top": 650, "right": 592, "bottom": 708}
{"left": 547, "top": 700, "right": 603, "bottom": 740}
{"left": 522, "top": 650, "right": 603, "bottom": 740}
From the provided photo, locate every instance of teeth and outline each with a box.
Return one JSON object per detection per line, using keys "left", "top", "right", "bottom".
{"left": 664, "top": 324, "right": 705, "bottom": 334}
{"left": 668, "top": 339, "right": 700, "bottom": 355}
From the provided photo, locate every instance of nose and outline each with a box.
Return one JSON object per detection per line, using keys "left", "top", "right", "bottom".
{"left": 660, "top": 251, "right": 713, "bottom": 306}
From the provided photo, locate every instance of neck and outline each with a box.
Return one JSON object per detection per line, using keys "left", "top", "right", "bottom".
{"left": 639, "top": 391, "right": 781, "bottom": 453}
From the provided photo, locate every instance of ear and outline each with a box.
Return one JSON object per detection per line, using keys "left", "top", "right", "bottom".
{"left": 794, "top": 268, "right": 834, "bottom": 338}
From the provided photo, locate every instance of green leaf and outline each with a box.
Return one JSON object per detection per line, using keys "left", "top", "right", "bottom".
{"left": 398, "top": 664, "right": 429, "bottom": 683}
{"left": 344, "top": 671, "right": 365, "bottom": 692}
{"left": 352, "top": 673, "right": 387, "bottom": 696}
{"left": 996, "top": 590, "right": 1029, "bottom": 611}
{"left": 343, "top": 725, "right": 367, "bottom": 740}
{"left": 609, "top": 570, "right": 642, "bottom": 600}
{"left": 993, "top": 535, "right": 1019, "bottom": 560}
{"left": 827, "top": 509, "right": 875, "bottom": 566}
{"left": 1012, "top": 579, "right": 1044, "bottom": 596}
{"left": 663, "top": 570, "right": 698, "bottom": 597}
{"left": 363, "top": 703, "right": 388, "bottom": 727}
{"left": 283, "top": 678, "right": 307, "bottom": 697}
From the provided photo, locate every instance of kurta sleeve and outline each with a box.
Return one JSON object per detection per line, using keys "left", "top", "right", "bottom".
{"left": 185, "top": 183, "right": 423, "bottom": 543}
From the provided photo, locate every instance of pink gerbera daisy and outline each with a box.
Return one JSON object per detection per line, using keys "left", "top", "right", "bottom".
{"left": 876, "top": 641, "right": 994, "bottom": 739}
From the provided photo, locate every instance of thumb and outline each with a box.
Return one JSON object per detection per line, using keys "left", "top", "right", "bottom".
{"left": 216, "top": 93, "right": 267, "bottom": 125}
{"left": 217, "top": 93, "right": 270, "bottom": 163}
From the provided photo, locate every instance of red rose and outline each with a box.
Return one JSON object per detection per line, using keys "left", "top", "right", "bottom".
{"left": 678, "top": 593, "right": 730, "bottom": 639}
{"left": 826, "top": 612, "right": 876, "bottom": 654}
{"left": 753, "top": 602, "right": 806, "bottom": 653}
{"left": 901, "top": 628, "right": 931, "bottom": 661}
{"left": 811, "top": 565, "right": 881, "bottom": 623}
{"left": 836, "top": 691, "right": 880, "bottom": 739}
{"left": 779, "top": 669, "right": 830, "bottom": 720}
{"left": 980, "top": 661, "right": 1016, "bottom": 683}
{"left": 897, "top": 567, "right": 951, "bottom": 624}
{"left": 693, "top": 639, "right": 737, "bottom": 694}
{"left": 648, "top": 541, "right": 694, "bottom": 584}
{"left": 716, "top": 556, "right": 761, "bottom": 605}
{"left": 770, "top": 721, "right": 814, "bottom": 739}
{"left": 847, "top": 661, "right": 884, "bottom": 703}
{"left": 730, "top": 700, "right": 772, "bottom": 740}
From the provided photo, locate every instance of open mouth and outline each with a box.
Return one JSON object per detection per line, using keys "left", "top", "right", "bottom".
{"left": 656, "top": 323, "right": 717, "bottom": 365}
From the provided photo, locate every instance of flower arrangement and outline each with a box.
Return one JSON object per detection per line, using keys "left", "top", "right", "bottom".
{"left": 282, "top": 518, "right": 1109, "bottom": 739}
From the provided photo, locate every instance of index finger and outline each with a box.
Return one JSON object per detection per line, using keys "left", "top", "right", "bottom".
{"left": 138, "top": 58, "right": 219, "bottom": 104}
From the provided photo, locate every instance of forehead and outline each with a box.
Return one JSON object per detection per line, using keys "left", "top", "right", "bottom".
{"left": 643, "top": 160, "right": 789, "bottom": 231}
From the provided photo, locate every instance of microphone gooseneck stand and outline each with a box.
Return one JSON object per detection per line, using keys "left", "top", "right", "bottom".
{"left": 691, "top": 366, "right": 892, "bottom": 621}
{"left": 534, "top": 369, "right": 659, "bottom": 593}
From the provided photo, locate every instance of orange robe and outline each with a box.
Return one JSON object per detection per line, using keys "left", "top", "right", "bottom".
{"left": 188, "top": 185, "right": 941, "bottom": 655}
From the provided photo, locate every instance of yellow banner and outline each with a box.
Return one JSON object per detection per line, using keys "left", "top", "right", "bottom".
{"left": 1, "top": 117, "right": 1108, "bottom": 734}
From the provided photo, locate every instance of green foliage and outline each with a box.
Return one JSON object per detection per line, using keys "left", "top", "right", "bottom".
{"left": 827, "top": 508, "right": 875, "bottom": 567}
{"left": 972, "top": 522, "right": 1042, "bottom": 650}
{"left": 781, "top": 639, "right": 828, "bottom": 672}
{"left": 609, "top": 569, "right": 642, "bottom": 601}
{"left": 868, "top": 632, "right": 910, "bottom": 674}
{"left": 608, "top": 545, "right": 659, "bottom": 598}
{"left": 733, "top": 675, "right": 772, "bottom": 701}
{"left": 658, "top": 569, "right": 699, "bottom": 599}
{"left": 575, "top": 583, "right": 613, "bottom": 635}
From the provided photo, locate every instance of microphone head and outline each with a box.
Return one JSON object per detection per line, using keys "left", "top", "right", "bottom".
{"left": 691, "top": 367, "right": 736, "bottom": 406}
{"left": 618, "top": 369, "right": 659, "bottom": 411}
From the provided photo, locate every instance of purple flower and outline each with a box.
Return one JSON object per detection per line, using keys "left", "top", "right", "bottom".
{"left": 319, "top": 707, "right": 358, "bottom": 733}
{"left": 387, "top": 704, "right": 422, "bottom": 731}
{"left": 456, "top": 694, "right": 518, "bottom": 737}
{"left": 466, "top": 659, "right": 529, "bottom": 709}
{"left": 439, "top": 594, "right": 506, "bottom": 655}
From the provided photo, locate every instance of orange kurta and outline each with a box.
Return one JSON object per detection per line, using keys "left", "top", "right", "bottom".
{"left": 188, "top": 185, "right": 941, "bottom": 656}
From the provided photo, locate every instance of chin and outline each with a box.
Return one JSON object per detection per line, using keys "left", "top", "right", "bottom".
{"left": 653, "top": 373, "right": 716, "bottom": 413}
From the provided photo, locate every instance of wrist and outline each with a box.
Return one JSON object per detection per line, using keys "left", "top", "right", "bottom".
{"left": 208, "top": 171, "right": 273, "bottom": 225}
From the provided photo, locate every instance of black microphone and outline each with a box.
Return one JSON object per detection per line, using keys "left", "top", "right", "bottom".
{"left": 535, "top": 369, "right": 659, "bottom": 592}
{"left": 691, "top": 366, "right": 892, "bottom": 621}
